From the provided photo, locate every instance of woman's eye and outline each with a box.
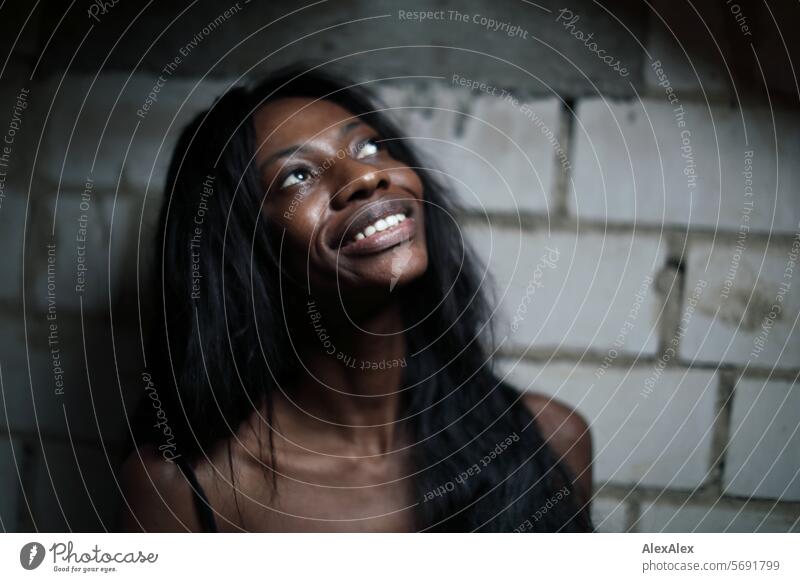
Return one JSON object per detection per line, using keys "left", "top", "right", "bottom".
{"left": 279, "top": 168, "right": 312, "bottom": 189}
{"left": 355, "top": 138, "right": 380, "bottom": 159}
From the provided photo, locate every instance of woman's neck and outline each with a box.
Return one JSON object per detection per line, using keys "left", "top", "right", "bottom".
{"left": 280, "top": 296, "right": 409, "bottom": 455}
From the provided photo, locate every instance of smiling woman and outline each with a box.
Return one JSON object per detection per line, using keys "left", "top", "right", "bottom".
{"left": 118, "top": 65, "right": 593, "bottom": 533}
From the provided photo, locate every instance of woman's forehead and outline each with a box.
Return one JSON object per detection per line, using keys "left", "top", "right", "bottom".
{"left": 253, "top": 97, "right": 362, "bottom": 145}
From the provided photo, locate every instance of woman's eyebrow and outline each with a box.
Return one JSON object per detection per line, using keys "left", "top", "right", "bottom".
{"left": 259, "top": 144, "right": 310, "bottom": 172}
{"left": 258, "top": 120, "right": 366, "bottom": 173}
{"left": 338, "top": 120, "right": 363, "bottom": 136}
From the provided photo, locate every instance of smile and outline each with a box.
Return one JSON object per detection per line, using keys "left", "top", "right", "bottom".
{"left": 352, "top": 213, "right": 407, "bottom": 242}
{"left": 337, "top": 208, "right": 416, "bottom": 257}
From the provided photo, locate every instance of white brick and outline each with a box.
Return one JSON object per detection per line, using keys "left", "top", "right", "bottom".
{"left": 375, "top": 82, "right": 463, "bottom": 133}
{"left": 377, "top": 83, "right": 560, "bottom": 213}
{"left": 443, "top": 95, "right": 560, "bottom": 214}
{"left": 681, "top": 240, "right": 800, "bottom": 369}
{"left": 499, "top": 361, "right": 718, "bottom": 489}
{"left": 468, "top": 226, "right": 664, "bottom": 354}
{"left": 36, "top": 73, "right": 230, "bottom": 193}
{"left": 0, "top": 436, "right": 23, "bottom": 531}
{"left": 724, "top": 378, "right": 800, "bottom": 501}
{"left": 31, "top": 441, "right": 123, "bottom": 531}
{"left": 591, "top": 496, "right": 629, "bottom": 532}
{"left": 638, "top": 500, "right": 799, "bottom": 532}
{"left": 571, "top": 98, "right": 800, "bottom": 233}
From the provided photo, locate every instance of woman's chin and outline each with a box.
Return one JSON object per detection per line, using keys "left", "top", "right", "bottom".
{"left": 349, "top": 251, "right": 428, "bottom": 293}
{"left": 315, "top": 267, "right": 424, "bottom": 304}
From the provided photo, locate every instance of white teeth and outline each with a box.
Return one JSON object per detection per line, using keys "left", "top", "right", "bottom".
{"left": 352, "top": 212, "right": 409, "bottom": 242}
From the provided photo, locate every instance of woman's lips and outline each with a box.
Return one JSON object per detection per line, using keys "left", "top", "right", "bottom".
{"left": 337, "top": 216, "right": 416, "bottom": 256}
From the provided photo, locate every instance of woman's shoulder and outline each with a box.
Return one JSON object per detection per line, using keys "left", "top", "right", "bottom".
{"left": 118, "top": 444, "right": 202, "bottom": 532}
{"left": 520, "top": 392, "right": 593, "bottom": 502}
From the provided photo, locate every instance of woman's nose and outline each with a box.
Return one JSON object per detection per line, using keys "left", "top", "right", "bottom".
{"left": 331, "top": 160, "right": 390, "bottom": 209}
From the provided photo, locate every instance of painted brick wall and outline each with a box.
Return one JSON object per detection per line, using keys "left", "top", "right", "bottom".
{"left": 0, "top": 0, "right": 797, "bottom": 532}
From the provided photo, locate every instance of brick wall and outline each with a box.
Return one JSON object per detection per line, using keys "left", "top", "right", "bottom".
{"left": 0, "top": 0, "right": 798, "bottom": 532}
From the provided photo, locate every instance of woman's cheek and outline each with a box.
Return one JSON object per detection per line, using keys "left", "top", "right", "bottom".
{"left": 264, "top": 188, "right": 314, "bottom": 227}
{"left": 395, "top": 167, "right": 424, "bottom": 200}
{"left": 284, "top": 200, "right": 326, "bottom": 252}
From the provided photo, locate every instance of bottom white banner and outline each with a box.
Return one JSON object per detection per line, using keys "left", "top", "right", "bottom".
{"left": 1, "top": 533, "right": 797, "bottom": 581}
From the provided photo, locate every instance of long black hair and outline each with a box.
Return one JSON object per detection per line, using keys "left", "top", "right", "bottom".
{"left": 134, "top": 64, "right": 592, "bottom": 532}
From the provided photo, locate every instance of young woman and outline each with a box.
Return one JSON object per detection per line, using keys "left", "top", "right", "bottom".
{"left": 119, "top": 65, "right": 593, "bottom": 532}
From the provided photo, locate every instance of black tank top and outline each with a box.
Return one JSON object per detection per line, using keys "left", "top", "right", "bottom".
{"left": 175, "top": 456, "right": 220, "bottom": 532}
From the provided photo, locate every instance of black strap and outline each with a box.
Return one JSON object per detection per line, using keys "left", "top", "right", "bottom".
{"left": 175, "top": 456, "right": 219, "bottom": 532}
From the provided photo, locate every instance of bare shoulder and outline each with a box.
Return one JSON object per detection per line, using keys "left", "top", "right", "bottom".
{"left": 118, "top": 444, "right": 201, "bottom": 532}
{"left": 521, "top": 392, "right": 593, "bottom": 503}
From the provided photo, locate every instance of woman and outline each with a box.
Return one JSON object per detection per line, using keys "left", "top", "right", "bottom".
{"left": 120, "top": 65, "right": 593, "bottom": 532}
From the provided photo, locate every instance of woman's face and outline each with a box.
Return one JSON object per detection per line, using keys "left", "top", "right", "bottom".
{"left": 254, "top": 97, "right": 428, "bottom": 294}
